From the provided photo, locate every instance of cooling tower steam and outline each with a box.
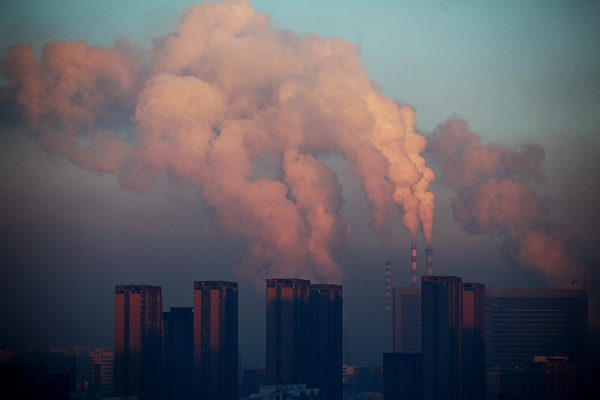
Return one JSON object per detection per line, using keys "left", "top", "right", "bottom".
{"left": 0, "top": 0, "right": 435, "bottom": 286}
{"left": 426, "top": 116, "right": 584, "bottom": 286}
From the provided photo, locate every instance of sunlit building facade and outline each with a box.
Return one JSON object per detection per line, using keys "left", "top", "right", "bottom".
{"left": 114, "top": 284, "right": 162, "bottom": 399}
{"left": 462, "top": 282, "right": 485, "bottom": 400}
{"left": 266, "top": 279, "right": 311, "bottom": 385}
{"left": 193, "top": 281, "right": 238, "bottom": 400}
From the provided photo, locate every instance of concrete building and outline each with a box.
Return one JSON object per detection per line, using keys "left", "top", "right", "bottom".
{"left": 266, "top": 279, "right": 311, "bottom": 385}
{"left": 422, "top": 276, "right": 463, "bottom": 400}
{"left": 193, "top": 281, "right": 238, "bottom": 400}
{"left": 163, "top": 307, "right": 193, "bottom": 399}
{"left": 114, "top": 284, "right": 162, "bottom": 399}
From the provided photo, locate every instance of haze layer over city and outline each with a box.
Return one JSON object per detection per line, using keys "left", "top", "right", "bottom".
{"left": 1, "top": 0, "right": 599, "bottom": 372}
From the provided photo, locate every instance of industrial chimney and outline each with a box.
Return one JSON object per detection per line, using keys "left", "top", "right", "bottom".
{"left": 411, "top": 244, "right": 417, "bottom": 286}
{"left": 426, "top": 248, "right": 433, "bottom": 276}
{"left": 385, "top": 260, "right": 393, "bottom": 352}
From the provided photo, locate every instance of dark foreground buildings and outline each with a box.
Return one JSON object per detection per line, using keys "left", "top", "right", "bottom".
{"left": 266, "top": 279, "right": 343, "bottom": 400}
{"left": 462, "top": 282, "right": 485, "bottom": 400}
{"left": 383, "top": 352, "right": 422, "bottom": 400}
{"left": 486, "top": 288, "right": 588, "bottom": 399}
{"left": 422, "top": 276, "right": 463, "bottom": 400}
{"left": 163, "top": 307, "right": 193, "bottom": 399}
{"left": 309, "top": 284, "right": 343, "bottom": 400}
{"left": 193, "top": 281, "right": 238, "bottom": 400}
{"left": 114, "top": 284, "right": 163, "bottom": 399}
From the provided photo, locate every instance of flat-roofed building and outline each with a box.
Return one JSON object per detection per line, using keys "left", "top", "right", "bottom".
{"left": 193, "top": 281, "right": 238, "bottom": 400}
{"left": 114, "top": 284, "right": 162, "bottom": 399}
{"left": 486, "top": 288, "right": 587, "bottom": 371}
{"left": 266, "top": 279, "right": 311, "bottom": 385}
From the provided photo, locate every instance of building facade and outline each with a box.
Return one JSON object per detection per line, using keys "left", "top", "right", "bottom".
{"left": 309, "top": 284, "right": 343, "bottom": 400}
{"left": 462, "top": 282, "right": 485, "bottom": 400}
{"left": 392, "top": 286, "right": 421, "bottom": 353}
{"left": 485, "top": 288, "right": 588, "bottom": 399}
{"left": 266, "top": 278, "right": 311, "bottom": 385}
{"left": 193, "top": 281, "right": 238, "bottom": 400}
{"left": 422, "top": 276, "right": 463, "bottom": 400}
{"left": 114, "top": 284, "right": 162, "bottom": 399}
{"left": 486, "top": 289, "right": 587, "bottom": 371}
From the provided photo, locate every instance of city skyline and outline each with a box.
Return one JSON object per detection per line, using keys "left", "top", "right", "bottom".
{"left": 1, "top": 0, "right": 599, "bottom": 370}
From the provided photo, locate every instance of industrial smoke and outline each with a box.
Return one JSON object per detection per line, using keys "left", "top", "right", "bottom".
{"left": 426, "top": 116, "right": 584, "bottom": 286}
{"left": 0, "top": 0, "right": 435, "bottom": 287}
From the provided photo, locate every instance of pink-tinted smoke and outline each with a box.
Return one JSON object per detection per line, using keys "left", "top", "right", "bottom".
{"left": 427, "top": 116, "right": 585, "bottom": 286}
{"left": 0, "top": 0, "right": 435, "bottom": 287}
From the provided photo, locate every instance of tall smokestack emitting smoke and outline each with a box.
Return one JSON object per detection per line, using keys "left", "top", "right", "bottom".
{"left": 426, "top": 248, "right": 433, "bottom": 276}
{"left": 411, "top": 244, "right": 417, "bottom": 286}
{"left": 0, "top": 0, "right": 436, "bottom": 287}
{"left": 385, "top": 261, "right": 392, "bottom": 353}
{"left": 426, "top": 116, "right": 585, "bottom": 286}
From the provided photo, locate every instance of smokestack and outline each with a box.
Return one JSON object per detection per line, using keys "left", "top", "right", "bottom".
{"left": 385, "top": 260, "right": 393, "bottom": 352}
{"left": 411, "top": 244, "right": 417, "bottom": 286}
{"left": 426, "top": 248, "right": 433, "bottom": 276}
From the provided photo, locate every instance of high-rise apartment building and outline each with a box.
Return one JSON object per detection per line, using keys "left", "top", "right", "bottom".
{"left": 193, "top": 281, "right": 238, "bottom": 400}
{"left": 114, "top": 284, "right": 162, "bottom": 399}
{"left": 309, "top": 284, "right": 343, "bottom": 400}
{"left": 266, "top": 278, "right": 311, "bottom": 385}
{"left": 163, "top": 307, "right": 193, "bottom": 400}
{"left": 392, "top": 286, "right": 421, "bottom": 353}
{"left": 462, "top": 282, "right": 485, "bottom": 400}
{"left": 422, "top": 276, "right": 463, "bottom": 400}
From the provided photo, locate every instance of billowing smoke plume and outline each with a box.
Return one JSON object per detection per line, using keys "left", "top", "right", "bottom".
{"left": 0, "top": 0, "right": 435, "bottom": 286}
{"left": 427, "top": 116, "right": 584, "bottom": 286}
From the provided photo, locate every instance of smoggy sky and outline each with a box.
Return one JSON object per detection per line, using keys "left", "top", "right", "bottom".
{"left": 1, "top": 0, "right": 599, "bottom": 367}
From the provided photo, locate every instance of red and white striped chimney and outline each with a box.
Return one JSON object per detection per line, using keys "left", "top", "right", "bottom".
{"left": 385, "top": 261, "right": 393, "bottom": 352}
{"left": 411, "top": 244, "right": 417, "bottom": 286}
{"left": 426, "top": 248, "right": 433, "bottom": 276}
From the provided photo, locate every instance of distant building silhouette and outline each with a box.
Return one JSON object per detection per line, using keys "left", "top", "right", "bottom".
{"left": 163, "top": 307, "right": 193, "bottom": 400}
{"left": 498, "top": 355, "right": 588, "bottom": 400}
{"left": 193, "top": 281, "right": 238, "bottom": 400}
{"left": 392, "top": 286, "right": 421, "bottom": 353}
{"left": 114, "top": 284, "right": 162, "bottom": 399}
{"left": 266, "top": 278, "right": 311, "bottom": 385}
{"left": 486, "top": 288, "right": 588, "bottom": 398}
{"left": 383, "top": 352, "right": 422, "bottom": 400}
{"left": 462, "top": 282, "right": 485, "bottom": 400}
{"left": 309, "top": 284, "right": 343, "bottom": 400}
{"left": 88, "top": 346, "right": 114, "bottom": 391}
{"left": 422, "top": 276, "right": 463, "bottom": 400}
{"left": 250, "top": 383, "right": 323, "bottom": 399}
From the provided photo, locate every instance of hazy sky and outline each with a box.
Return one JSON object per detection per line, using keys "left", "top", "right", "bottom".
{"left": 1, "top": 0, "right": 599, "bottom": 367}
